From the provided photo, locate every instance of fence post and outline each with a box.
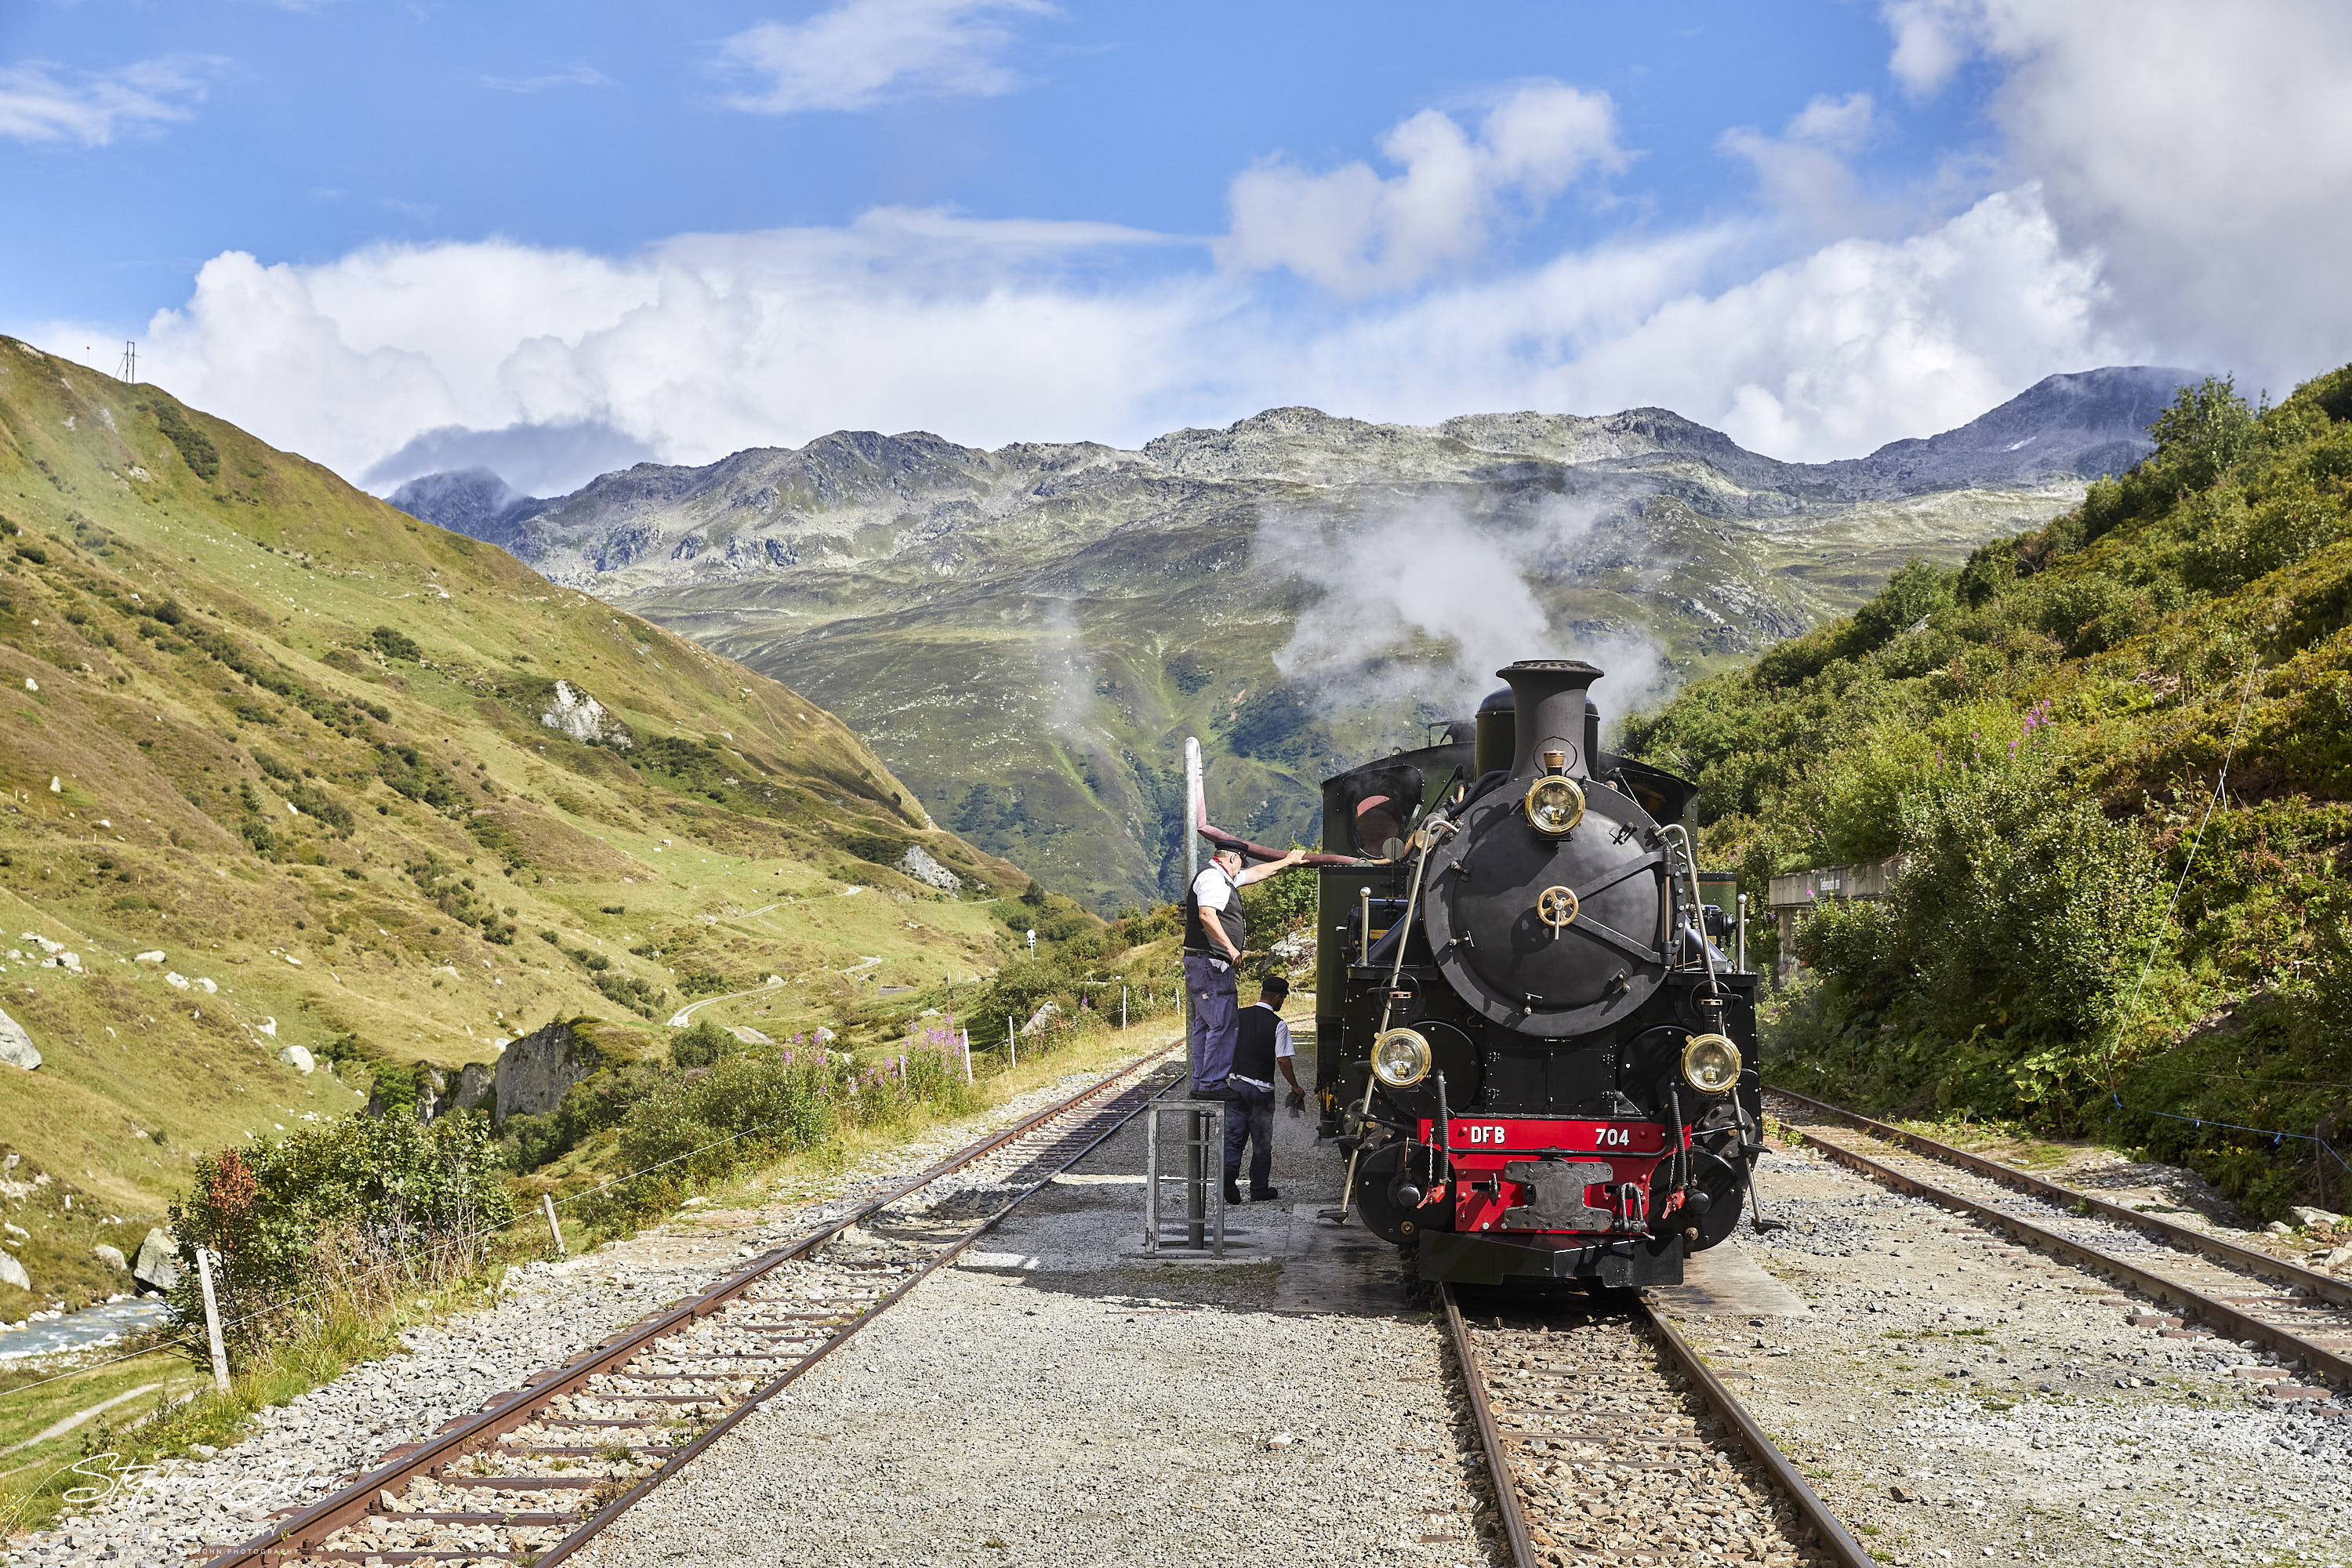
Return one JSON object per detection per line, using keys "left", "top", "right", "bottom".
{"left": 1121, "top": 985, "right": 1128, "bottom": 1031}
{"left": 1007, "top": 1015, "right": 1018, "bottom": 1067}
{"left": 961, "top": 1029, "right": 973, "bottom": 1082}
{"left": 541, "top": 1192, "right": 567, "bottom": 1258}
{"left": 194, "top": 1247, "right": 231, "bottom": 1395}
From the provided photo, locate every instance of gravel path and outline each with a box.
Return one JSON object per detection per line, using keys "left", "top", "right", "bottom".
{"left": 0, "top": 1053, "right": 1168, "bottom": 1568}
{"left": 1665, "top": 1143, "right": 2352, "bottom": 1566}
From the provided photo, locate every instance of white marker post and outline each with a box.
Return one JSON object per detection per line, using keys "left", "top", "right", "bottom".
{"left": 541, "top": 1192, "right": 567, "bottom": 1258}
{"left": 961, "top": 1029, "right": 974, "bottom": 1082}
{"left": 1121, "top": 985, "right": 1128, "bottom": 1031}
{"left": 194, "top": 1247, "right": 231, "bottom": 1396}
{"left": 1006, "top": 1015, "right": 1018, "bottom": 1067}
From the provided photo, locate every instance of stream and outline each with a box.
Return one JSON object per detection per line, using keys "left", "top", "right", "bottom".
{"left": 0, "top": 1298, "right": 175, "bottom": 1361}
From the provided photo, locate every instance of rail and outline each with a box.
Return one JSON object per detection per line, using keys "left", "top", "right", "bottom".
{"left": 1440, "top": 1283, "right": 1872, "bottom": 1568}
{"left": 1768, "top": 1087, "right": 2352, "bottom": 1386}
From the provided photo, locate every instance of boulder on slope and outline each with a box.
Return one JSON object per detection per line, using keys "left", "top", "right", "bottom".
{"left": 132, "top": 1228, "right": 180, "bottom": 1292}
{"left": 0, "top": 1009, "right": 39, "bottom": 1072}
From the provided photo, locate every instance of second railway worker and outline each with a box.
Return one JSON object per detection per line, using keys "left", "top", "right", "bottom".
{"left": 1183, "top": 842, "right": 1305, "bottom": 1105}
{"left": 1225, "top": 973, "right": 1307, "bottom": 1203}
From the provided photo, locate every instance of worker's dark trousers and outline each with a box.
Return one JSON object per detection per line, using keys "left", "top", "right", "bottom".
{"left": 1223, "top": 1082, "right": 1276, "bottom": 1194}
{"left": 1184, "top": 952, "right": 1238, "bottom": 1089}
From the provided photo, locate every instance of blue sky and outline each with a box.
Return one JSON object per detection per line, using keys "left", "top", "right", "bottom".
{"left": 6, "top": 2, "right": 2349, "bottom": 493}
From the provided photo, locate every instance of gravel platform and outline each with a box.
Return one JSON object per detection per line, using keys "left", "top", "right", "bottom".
{"left": 576, "top": 1059, "right": 1509, "bottom": 1568}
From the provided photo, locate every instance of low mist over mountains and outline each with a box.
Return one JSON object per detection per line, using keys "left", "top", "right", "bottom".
{"left": 393, "top": 366, "right": 2191, "bottom": 910}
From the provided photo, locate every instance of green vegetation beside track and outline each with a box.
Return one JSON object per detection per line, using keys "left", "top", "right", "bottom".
{"left": 1626, "top": 366, "right": 2352, "bottom": 1219}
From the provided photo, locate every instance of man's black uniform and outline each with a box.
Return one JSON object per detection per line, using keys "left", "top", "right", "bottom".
{"left": 1225, "top": 982, "right": 1297, "bottom": 1200}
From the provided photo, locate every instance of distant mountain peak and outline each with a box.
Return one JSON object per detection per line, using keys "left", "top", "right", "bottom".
{"left": 1851, "top": 365, "right": 2200, "bottom": 491}
{"left": 387, "top": 466, "right": 553, "bottom": 552}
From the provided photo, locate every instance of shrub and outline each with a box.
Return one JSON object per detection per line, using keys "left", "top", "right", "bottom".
{"left": 669, "top": 1018, "right": 742, "bottom": 1069}
{"left": 369, "top": 626, "right": 421, "bottom": 662}
{"left": 151, "top": 401, "right": 220, "bottom": 481}
{"left": 165, "top": 1114, "right": 512, "bottom": 1361}
{"left": 1791, "top": 720, "right": 2159, "bottom": 1116}
{"left": 589, "top": 1051, "right": 842, "bottom": 1223}
{"left": 594, "top": 971, "right": 667, "bottom": 1019}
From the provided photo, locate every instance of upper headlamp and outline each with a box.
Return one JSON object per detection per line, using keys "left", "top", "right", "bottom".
{"left": 1371, "top": 1027, "right": 1433, "bottom": 1088}
{"left": 1679, "top": 1033, "right": 1740, "bottom": 1095}
{"left": 1523, "top": 775, "right": 1586, "bottom": 836}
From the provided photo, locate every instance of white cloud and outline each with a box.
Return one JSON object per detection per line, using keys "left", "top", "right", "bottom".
{"left": 717, "top": 0, "right": 1056, "bottom": 115}
{"left": 92, "top": 176, "right": 2116, "bottom": 499}
{"left": 1221, "top": 80, "right": 1624, "bottom": 297}
{"left": 1883, "top": 0, "right": 1978, "bottom": 96}
{"left": 125, "top": 210, "right": 1210, "bottom": 493}
{"left": 1880, "top": 0, "right": 2352, "bottom": 391}
{"left": 1719, "top": 92, "right": 1898, "bottom": 241}
{"left": 0, "top": 54, "right": 222, "bottom": 147}
{"left": 481, "top": 64, "right": 613, "bottom": 94}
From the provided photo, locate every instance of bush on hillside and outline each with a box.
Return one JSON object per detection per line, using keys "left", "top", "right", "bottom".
{"left": 1787, "top": 724, "right": 2158, "bottom": 1114}
{"left": 583, "top": 1025, "right": 987, "bottom": 1227}
{"left": 669, "top": 1018, "right": 742, "bottom": 1069}
{"left": 166, "top": 1113, "right": 511, "bottom": 1360}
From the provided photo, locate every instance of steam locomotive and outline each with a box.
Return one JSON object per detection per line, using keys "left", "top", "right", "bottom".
{"left": 1308, "top": 660, "right": 1761, "bottom": 1287}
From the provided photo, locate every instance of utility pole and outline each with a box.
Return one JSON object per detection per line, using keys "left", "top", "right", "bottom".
{"left": 117, "top": 341, "right": 138, "bottom": 384}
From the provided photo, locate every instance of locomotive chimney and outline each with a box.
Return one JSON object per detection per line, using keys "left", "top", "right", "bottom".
{"left": 1497, "top": 660, "right": 1603, "bottom": 779}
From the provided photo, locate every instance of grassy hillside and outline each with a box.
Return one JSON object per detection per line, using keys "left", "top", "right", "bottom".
{"left": 0, "top": 336, "right": 1042, "bottom": 1311}
{"left": 1624, "top": 368, "right": 2352, "bottom": 1218}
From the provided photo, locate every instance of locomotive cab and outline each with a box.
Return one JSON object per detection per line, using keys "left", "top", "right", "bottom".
{"left": 1316, "top": 660, "right": 1762, "bottom": 1289}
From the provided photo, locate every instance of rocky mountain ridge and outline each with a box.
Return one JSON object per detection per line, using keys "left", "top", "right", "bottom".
{"left": 392, "top": 367, "right": 2192, "bottom": 910}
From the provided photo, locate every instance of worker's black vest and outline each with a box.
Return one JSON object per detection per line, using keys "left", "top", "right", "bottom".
{"left": 1183, "top": 869, "right": 1247, "bottom": 955}
{"left": 1233, "top": 1004, "right": 1283, "bottom": 1083}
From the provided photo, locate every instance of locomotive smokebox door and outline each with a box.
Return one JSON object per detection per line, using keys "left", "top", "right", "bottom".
{"left": 1421, "top": 662, "right": 1671, "bottom": 1038}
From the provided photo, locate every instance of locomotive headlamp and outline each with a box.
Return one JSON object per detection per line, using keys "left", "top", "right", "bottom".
{"left": 1371, "top": 1027, "right": 1433, "bottom": 1087}
{"left": 1679, "top": 1033, "right": 1740, "bottom": 1095}
{"left": 1523, "top": 775, "right": 1586, "bottom": 837}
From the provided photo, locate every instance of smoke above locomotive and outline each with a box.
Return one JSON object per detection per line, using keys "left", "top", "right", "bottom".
{"left": 1308, "top": 659, "right": 1759, "bottom": 1288}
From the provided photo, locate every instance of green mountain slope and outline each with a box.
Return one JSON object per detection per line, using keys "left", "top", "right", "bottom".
{"left": 1622, "top": 368, "right": 2352, "bottom": 1217}
{"left": 0, "top": 336, "right": 1029, "bottom": 1254}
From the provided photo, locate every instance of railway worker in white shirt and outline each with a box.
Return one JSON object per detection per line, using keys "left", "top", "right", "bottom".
{"left": 1225, "top": 974, "right": 1307, "bottom": 1203}
{"left": 1182, "top": 842, "right": 1305, "bottom": 1112}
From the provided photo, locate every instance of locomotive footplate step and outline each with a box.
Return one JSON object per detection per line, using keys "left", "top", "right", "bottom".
{"left": 1639, "top": 1239, "right": 1808, "bottom": 1317}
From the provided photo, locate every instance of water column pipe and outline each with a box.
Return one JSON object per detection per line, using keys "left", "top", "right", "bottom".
{"left": 1183, "top": 735, "right": 1206, "bottom": 1249}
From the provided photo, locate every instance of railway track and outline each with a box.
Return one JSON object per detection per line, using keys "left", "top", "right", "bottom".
{"left": 198, "top": 1047, "right": 1183, "bottom": 1568}
{"left": 1766, "top": 1087, "right": 2352, "bottom": 1397}
{"left": 1441, "top": 1283, "right": 1874, "bottom": 1568}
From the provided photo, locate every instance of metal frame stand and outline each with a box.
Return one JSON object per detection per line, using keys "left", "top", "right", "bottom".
{"left": 1144, "top": 1099, "right": 1227, "bottom": 1257}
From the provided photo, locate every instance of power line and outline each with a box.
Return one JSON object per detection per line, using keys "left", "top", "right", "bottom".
{"left": 117, "top": 343, "right": 138, "bottom": 385}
